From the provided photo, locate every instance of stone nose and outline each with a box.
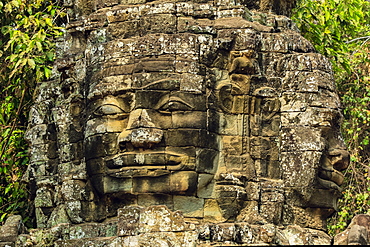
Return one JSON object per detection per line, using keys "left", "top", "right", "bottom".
{"left": 329, "top": 149, "right": 350, "bottom": 171}
{"left": 118, "top": 109, "right": 163, "bottom": 148}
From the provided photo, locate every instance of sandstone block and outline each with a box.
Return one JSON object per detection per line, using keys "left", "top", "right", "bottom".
{"left": 0, "top": 215, "right": 23, "bottom": 242}
{"left": 117, "top": 206, "right": 142, "bottom": 236}
{"left": 174, "top": 196, "right": 204, "bottom": 218}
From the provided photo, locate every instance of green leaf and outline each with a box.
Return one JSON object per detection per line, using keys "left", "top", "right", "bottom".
{"left": 27, "top": 58, "right": 35, "bottom": 69}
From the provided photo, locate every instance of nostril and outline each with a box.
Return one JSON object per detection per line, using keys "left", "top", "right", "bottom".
{"left": 119, "top": 141, "right": 134, "bottom": 152}
{"left": 330, "top": 150, "right": 350, "bottom": 171}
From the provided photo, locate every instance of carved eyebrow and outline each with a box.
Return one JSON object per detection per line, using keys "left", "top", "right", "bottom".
{"left": 137, "top": 78, "right": 179, "bottom": 90}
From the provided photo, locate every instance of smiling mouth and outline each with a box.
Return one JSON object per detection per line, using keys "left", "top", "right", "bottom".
{"left": 104, "top": 151, "right": 191, "bottom": 171}
{"left": 318, "top": 169, "right": 344, "bottom": 191}
{"left": 317, "top": 150, "right": 349, "bottom": 191}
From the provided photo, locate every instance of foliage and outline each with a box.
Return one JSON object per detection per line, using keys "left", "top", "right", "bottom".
{"left": 0, "top": 0, "right": 62, "bottom": 226}
{"left": 292, "top": 0, "right": 370, "bottom": 235}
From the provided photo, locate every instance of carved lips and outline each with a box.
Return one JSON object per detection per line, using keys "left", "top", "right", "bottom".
{"left": 318, "top": 148, "right": 350, "bottom": 190}
{"left": 105, "top": 151, "right": 189, "bottom": 169}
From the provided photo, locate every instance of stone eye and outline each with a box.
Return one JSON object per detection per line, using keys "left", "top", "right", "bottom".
{"left": 94, "top": 104, "right": 125, "bottom": 116}
{"left": 157, "top": 97, "right": 193, "bottom": 112}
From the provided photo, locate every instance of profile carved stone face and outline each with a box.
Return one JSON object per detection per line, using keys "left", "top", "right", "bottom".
{"left": 25, "top": 0, "right": 350, "bottom": 232}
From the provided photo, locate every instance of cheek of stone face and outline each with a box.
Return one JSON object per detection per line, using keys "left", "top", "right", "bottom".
{"left": 281, "top": 151, "right": 322, "bottom": 188}
{"left": 85, "top": 133, "right": 121, "bottom": 160}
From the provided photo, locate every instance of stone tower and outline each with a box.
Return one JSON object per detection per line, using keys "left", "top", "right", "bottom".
{"left": 0, "top": 0, "right": 352, "bottom": 246}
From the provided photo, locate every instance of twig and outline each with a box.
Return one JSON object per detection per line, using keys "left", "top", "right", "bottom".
{"left": 346, "top": 36, "right": 370, "bottom": 44}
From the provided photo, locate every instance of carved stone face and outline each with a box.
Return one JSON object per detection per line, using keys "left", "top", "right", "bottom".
{"left": 85, "top": 73, "right": 219, "bottom": 197}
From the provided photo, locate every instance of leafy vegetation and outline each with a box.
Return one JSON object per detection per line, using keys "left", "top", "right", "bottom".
{"left": 0, "top": 0, "right": 62, "bottom": 225}
{"left": 292, "top": 0, "right": 370, "bottom": 235}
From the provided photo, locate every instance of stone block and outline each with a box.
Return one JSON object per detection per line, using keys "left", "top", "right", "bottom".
{"left": 133, "top": 175, "right": 170, "bottom": 194}
{"left": 307, "top": 188, "right": 341, "bottom": 208}
{"left": 348, "top": 224, "right": 368, "bottom": 245}
{"left": 35, "top": 188, "right": 54, "bottom": 208}
{"left": 65, "top": 201, "right": 83, "bottom": 224}
{"left": 267, "top": 159, "right": 281, "bottom": 179}
{"left": 282, "top": 71, "right": 320, "bottom": 93}
{"left": 218, "top": 113, "right": 243, "bottom": 135}
{"left": 236, "top": 201, "right": 263, "bottom": 224}
{"left": 333, "top": 229, "right": 349, "bottom": 245}
{"left": 261, "top": 117, "right": 280, "bottom": 137}
{"left": 136, "top": 232, "right": 183, "bottom": 246}
{"left": 47, "top": 205, "right": 71, "bottom": 228}
{"left": 209, "top": 223, "right": 235, "bottom": 242}
{"left": 166, "top": 129, "right": 217, "bottom": 149}
{"left": 85, "top": 158, "right": 104, "bottom": 176}
{"left": 84, "top": 135, "right": 106, "bottom": 160}
{"left": 180, "top": 73, "right": 205, "bottom": 92}
{"left": 257, "top": 224, "right": 276, "bottom": 244}
{"left": 172, "top": 111, "right": 207, "bottom": 129}
{"left": 61, "top": 180, "right": 87, "bottom": 201}
{"left": 207, "top": 110, "right": 220, "bottom": 133}
{"left": 197, "top": 173, "right": 216, "bottom": 198}
{"left": 138, "top": 205, "right": 185, "bottom": 232}
{"left": 234, "top": 223, "right": 255, "bottom": 244}
{"left": 204, "top": 199, "right": 225, "bottom": 222}
{"left": 281, "top": 151, "right": 321, "bottom": 187}
{"left": 134, "top": 58, "right": 175, "bottom": 73}
{"left": 260, "top": 202, "right": 283, "bottom": 225}
{"left": 80, "top": 200, "right": 107, "bottom": 223}
{"left": 196, "top": 148, "right": 218, "bottom": 173}
{"left": 29, "top": 144, "right": 49, "bottom": 162}
{"left": 35, "top": 207, "right": 50, "bottom": 228}
{"left": 117, "top": 206, "right": 142, "bottom": 236}
{"left": 169, "top": 171, "right": 198, "bottom": 195}
{"left": 58, "top": 141, "right": 84, "bottom": 163}
{"left": 222, "top": 135, "right": 243, "bottom": 155}
{"left": 175, "top": 59, "right": 201, "bottom": 74}
{"left": 137, "top": 194, "right": 174, "bottom": 210}
{"left": 224, "top": 155, "right": 244, "bottom": 172}
{"left": 216, "top": 185, "right": 246, "bottom": 220}
{"left": 139, "top": 14, "right": 177, "bottom": 35}
{"left": 174, "top": 196, "right": 204, "bottom": 218}
{"left": 68, "top": 223, "right": 101, "bottom": 239}
{"left": 134, "top": 90, "right": 168, "bottom": 110}
{"left": 277, "top": 53, "right": 332, "bottom": 73}
{"left": 261, "top": 33, "right": 289, "bottom": 53}
{"left": 130, "top": 72, "right": 180, "bottom": 90}
{"left": 25, "top": 124, "right": 48, "bottom": 145}
{"left": 91, "top": 175, "right": 133, "bottom": 195}
{"left": 234, "top": 29, "right": 260, "bottom": 51}
{"left": 0, "top": 215, "right": 23, "bottom": 242}
{"left": 245, "top": 182, "right": 260, "bottom": 201}
{"left": 59, "top": 161, "right": 87, "bottom": 180}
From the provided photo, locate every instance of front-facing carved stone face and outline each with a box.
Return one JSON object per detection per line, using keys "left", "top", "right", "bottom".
{"left": 85, "top": 74, "right": 218, "bottom": 198}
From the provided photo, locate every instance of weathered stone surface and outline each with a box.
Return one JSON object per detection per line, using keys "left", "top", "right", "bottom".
{"left": 6, "top": 0, "right": 353, "bottom": 246}
{"left": 334, "top": 214, "right": 370, "bottom": 245}
{"left": 0, "top": 215, "right": 23, "bottom": 242}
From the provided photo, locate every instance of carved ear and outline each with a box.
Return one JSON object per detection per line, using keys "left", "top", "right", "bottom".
{"left": 217, "top": 83, "right": 242, "bottom": 113}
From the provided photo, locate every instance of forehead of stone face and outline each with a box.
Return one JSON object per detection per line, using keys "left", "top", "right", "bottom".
{"left": 87, "top": 72, "right": 208, "bottom": 101}
{"left": 87, "top": 35, "right": 211, "bottom": 99}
